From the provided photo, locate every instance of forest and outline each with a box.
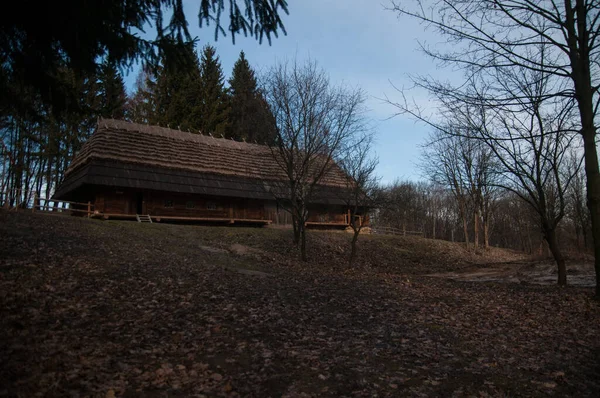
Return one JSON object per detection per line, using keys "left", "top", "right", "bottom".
{"left": 0, "top": 46, "right": 275, "bottom": 209}
{"left": 0, "top": 43, "right": 594, "bottom": 273}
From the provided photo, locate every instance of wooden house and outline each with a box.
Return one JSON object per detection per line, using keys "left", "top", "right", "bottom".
{"left": 53, "top": 119, "right": 365, "bottom": 227}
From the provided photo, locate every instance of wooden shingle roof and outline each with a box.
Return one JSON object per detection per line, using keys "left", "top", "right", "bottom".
{"left": 55, "top": 119, "right": 349, "bottom": 203}
{"left": 67, "top": 119, "right": 346, "bottom": 184}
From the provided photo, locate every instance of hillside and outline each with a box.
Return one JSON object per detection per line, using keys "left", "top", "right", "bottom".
{"left": 1, "top": 211, "right": 599, "bottom": 397}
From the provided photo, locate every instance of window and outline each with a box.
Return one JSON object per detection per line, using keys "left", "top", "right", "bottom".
{"left": 186, "top": 201, "right": 195, "bottom": 209}
{"left": 164, "top": 200, "right": 173, "bottom": 208}
{"left": 206, "top": 202, "right": 217, "bottom": 210}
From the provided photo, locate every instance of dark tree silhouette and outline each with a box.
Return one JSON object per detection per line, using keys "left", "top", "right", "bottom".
{"left": 198, "top": 46, "right": 231, "bottom": 136}
{"left": 0, "top": 0, "right": 288, "bottom": 117}
{"left": 229, "top": 51, "right": 277, "bottom": 143}
{"left": 97, "top": 62, "right": 127, "bottom": 120}
{"left": 152, "top": 43, "right": 203, "bottom": 131}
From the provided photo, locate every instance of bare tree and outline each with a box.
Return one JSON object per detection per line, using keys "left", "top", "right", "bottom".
{"left": 566, "top": 161, "right": 592, "bottom": 250}
{"left": 263, "top": 60, "right": 366, "bottom": 261}
{"left": 389, "top": 0, "right": 600, "bottom": 294}
{"left": 422, "top": 132, "right": 470, "bottom": 245}
{"left": 422, "top": 129, "right": 498, "bottom": 249}
{"left": 438, "top": 66, "right": 582, "bottom": 285}
{"left": 338, "top": 132, "right": 380, "bottom": 265}
{"left": 376, "top": 180, "right": 446, "bottom": 239}
{"left": 493, "top": 191, "right": 544, "bottom": 253}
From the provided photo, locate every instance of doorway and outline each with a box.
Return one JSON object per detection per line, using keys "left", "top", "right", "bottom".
{"left": 136, "top": 192, "right": 144, "bottom": 214}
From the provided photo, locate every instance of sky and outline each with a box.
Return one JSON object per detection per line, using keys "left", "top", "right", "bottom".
{"left": 123, "top": 0, "right": 445, "bottom": 184}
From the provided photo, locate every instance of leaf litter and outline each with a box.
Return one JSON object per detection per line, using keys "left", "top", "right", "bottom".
{"left": 0, "top": 212, "right": 598, "bottom": 397}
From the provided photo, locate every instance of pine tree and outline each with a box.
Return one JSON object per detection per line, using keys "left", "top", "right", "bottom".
{"left": 152, "top": 43, "right": 203, "bottom": 131}
{"left": 126, "top": 67, "right": 157, "bottom": 124}
{"left": 253, "top": 91, "right": 278, "bottom": 144}
{"left": 229, "top": 51, "right": 277, "bottom": 144}
{"left": 97, "top": 61, "right": 127, "bottom": 119}
{"left": 1, "top": 0, "right": 288, "bottom": 118}
{"left": 198, "top": 46, "right": 231, "bottom": 136}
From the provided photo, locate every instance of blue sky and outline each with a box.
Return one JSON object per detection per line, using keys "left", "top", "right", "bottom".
{"left": 124, "top": 0, "right": 444, "bottom": 184}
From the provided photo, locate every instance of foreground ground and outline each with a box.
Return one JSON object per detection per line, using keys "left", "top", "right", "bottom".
{"left": 0, "top": 211, "right": 598, "bottom": 397}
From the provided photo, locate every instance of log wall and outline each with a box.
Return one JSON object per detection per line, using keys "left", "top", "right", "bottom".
{"left": 144, "top": 193, "right": 231, "bottom": 219}
{"left": 92, "top": 189, "right": 358, "bottom": 225}
{"left": 94, "top": 191, "right": 131, "bottom": 214}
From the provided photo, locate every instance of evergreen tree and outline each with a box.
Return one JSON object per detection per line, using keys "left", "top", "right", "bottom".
{"left": 152, "top": 43, "right": 203, "bottom": 131}
{"left": 126, "top": 67, "right": 157, "bottom": 124}
{"left": 1, "top": 0, "right": 288, "bottom": 118}
{"left": 198, "top": 46, "right": 231, "bottom": 136}
{"left": 253, "top": 91, "right": 278, "bottom": 144}
{"left": 229, "top": 51, "right": 277, "bottom": 144}
{"left": 97, "top": 62, "right": 127, "bottom": 119}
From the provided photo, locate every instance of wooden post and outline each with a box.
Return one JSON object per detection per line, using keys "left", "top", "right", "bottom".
{"left": 32, "top": 194, "right": 37, "bottom": 213}
{"left": 87, "top": 201, "right": 91, "bottom": 218}
{"left": 347, "top": 209, "right": 351, "bottom": 225}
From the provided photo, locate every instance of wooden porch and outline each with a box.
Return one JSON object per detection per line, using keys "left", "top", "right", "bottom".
{"left": 304, "top": 210, "right": 366, "bottom": 229}
{"left": 91, "top": 212, "right": 272, "bottom": 225}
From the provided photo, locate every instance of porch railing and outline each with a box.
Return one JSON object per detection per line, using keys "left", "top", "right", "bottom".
{"left": 32, "top": 195, "right": 94, "bottom": 217}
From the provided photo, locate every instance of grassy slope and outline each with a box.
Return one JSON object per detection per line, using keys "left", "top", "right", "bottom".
{"left": 0, "top": 211, "right": 598, "bottom": 397}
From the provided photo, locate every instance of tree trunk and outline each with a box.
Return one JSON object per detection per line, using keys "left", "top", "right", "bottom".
{"left": 544, "top": 226, "right": 567, "bottom": 286}
{"left": 349, "top": 230, "right": 359, "bottom": 265}
{"left": 566, "top": 0, "right": 599, "bottom": 294}
{"left": 459, "top": 199, "right": 469, "bottom": 246}
{"left": 300, "top": 225, "right": 307, "bottom": 262}
{"left": 582, "top": 128, "right": 600, "bottom": 296}
{"left": 483, "top": 219, "right": 490, "bottom": 249}
{"left": 574, "top": 222, "right": 582, "bottom": 250}
{"left": 473, "top": 210, "right": 479, "bottom": 249}
{"left": 573, "top": 84, "right": 599, "bottom": 294}
{"left": 582, "top": 219, "right": 589, "bottom": 250}
{"left": 45, "top": 155, "right": 53, "bottom": 203}
{"left": 292, "top": 214, "right": 301, "bottom": 245}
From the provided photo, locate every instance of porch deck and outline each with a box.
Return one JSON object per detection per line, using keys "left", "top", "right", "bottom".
{"left": 91, "top": 213, "right": 272, "bottom": 225}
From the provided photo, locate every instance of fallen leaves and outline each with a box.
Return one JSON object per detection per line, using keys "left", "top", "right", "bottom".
{"left": 0, "top": 212, "right": 598, "bottom": 397}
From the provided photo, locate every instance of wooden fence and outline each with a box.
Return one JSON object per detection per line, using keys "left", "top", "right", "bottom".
{"left": 32, "top": 195, "right": 94, "bottom": 217}
{"left": 371, "top": 225, "right": 423, "bottom": 237}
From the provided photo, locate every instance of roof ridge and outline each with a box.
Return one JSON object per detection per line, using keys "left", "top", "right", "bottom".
{"left": 97, "top": 118, "right": 270, "bottom": 150}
